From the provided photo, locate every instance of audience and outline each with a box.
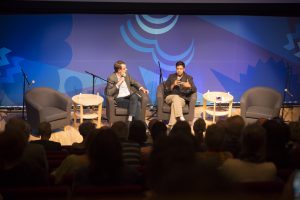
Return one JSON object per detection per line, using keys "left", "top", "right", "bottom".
{"left": 149, "top": 121, "right": 167, "bottom": 144}
{"left": 193, "top": 118, "right": 206, "bottom": 152}
{"left": 263, "top": 119, "right": 290, "bottom": 169}
{"left": 112, "top": 121, "right": 141, "bottom": 167}
{"left": 31, "top": 122, "right": 62, "bottom": 152}
{"left": 197, "top": 123, "right": 233, "bottom": 168}
{"left": 5, "top": 118, "right": 48, "bottom": 173}
{"left": 0, "top": 118, "right": 48, "bottom": 186}
{"left": 223, "top": 115, "right": 245, "bottom": 158}
{"left": 71, "top": 121, "right": 96, "bottom": 154}
{"left": 220, "top": 123, "right": 277, "bottom": 182}
{"left": 51, "top": 129, "right": 97, "bottom": 184}
{"left": 73, "top": 127, "right": 140, "bottom": 186}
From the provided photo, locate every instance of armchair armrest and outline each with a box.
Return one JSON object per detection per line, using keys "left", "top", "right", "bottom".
{"left": 53, "top": 93, "right": 72, "bottom": 112}
{"left": 105, "top": 95, "right": 116, "bottom": 120}
{"left": 156, "top": 84, "right": 165, "bottom": 117}
{"left": 187, "top": 92, "right": 197, "bottom": 121}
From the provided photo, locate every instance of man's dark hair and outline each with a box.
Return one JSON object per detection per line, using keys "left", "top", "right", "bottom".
{"left": 38, "top": 122, "right": 52, "bottom": 140}
{"left": 176, "top": 61, "right": 185, "bottom": 68}
{"left": 193, "top": 118, "right": 206, "bottom": 134}
{"left": 79, "top": 121, "right": 96, "bottom": 139}
{"left": 114, "top": 60, "right": 126, "bottom": 72}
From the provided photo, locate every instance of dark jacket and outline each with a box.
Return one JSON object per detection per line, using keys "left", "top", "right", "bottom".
{"left": 164, "top": 72, "right": 197, "bottom": 101}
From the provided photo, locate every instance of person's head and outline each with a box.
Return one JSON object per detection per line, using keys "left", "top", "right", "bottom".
{"left": 111, "top": 121, "right": 129, "bottom": 141}
{"left": 193, "top": 118, "right": 206, "bottom": 135}
{"left": 128, "top": 120, "right": 148, "bottom": 145}
{"left": 150, "top": 121, "right": 167, "bottom": 143}
{"left": 225, "top": 115, "right": 245, "bottom": 137}
{"left": 87, "top": 127, "right": 123, "bottom": 183}
{"left": 204, "top": 124, "right": 226, "bottom": 151}
{"left": 0, "top": 125, "right": 28, "bottom": 169}
{"left": 170, "top": 121, "right": 192, "bottom": 137}
{"left": 175, "top": 61, "right": 185, "bottom": 77}
{"left": 240, "top": 123, "right": 267, "bottom": 163}
{"left": 38, "top": 122, "right": 52, "bottom": 140}
{"left": 78, "top": 121, "right": 96, "bottom": 140}
{"left": 114, "top": 60, "right": 127, "bottom": 76}
{"left": 5, "top": 118, "right": 31, "bottom": 141}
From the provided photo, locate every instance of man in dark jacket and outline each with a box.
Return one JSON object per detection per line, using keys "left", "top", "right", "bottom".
{"left": 164, "top": 61, "right": 197, "bottom": 126}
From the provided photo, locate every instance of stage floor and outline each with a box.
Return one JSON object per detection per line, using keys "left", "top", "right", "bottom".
{"left": 1, "top": 106, "right": 299, "bottom": 146}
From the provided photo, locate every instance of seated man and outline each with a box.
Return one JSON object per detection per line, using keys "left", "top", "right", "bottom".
{"left": 164, "top": 61, "right": 197, "bottom": 126}
{"left": 105, "top": 60, "right": 149, "bottom": 122}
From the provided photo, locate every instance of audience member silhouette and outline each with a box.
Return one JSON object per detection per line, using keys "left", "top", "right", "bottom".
{"left": 223, "top": 115, "right": 245, "bottom": 158}
{"left": 73, "top": 127, "right": 140, "bottom": 186}
{"left": 193, "top": 118, "right": 206, "bottom": 152}
{"left": 52, "top": 129, "right": 98, "bottom": 184}
{"left": 112, "top": 121, "right": 141, "bottom": 167}
{"left": 197, "top": 123, "right": 233, "bottom": 168}
{"left": 71, "top": 121, "right": 96, "bottom": 154}
{"left": 263, "top": 119, "right": 290, "bottom": 169}
{"left": 31, "top": 122, "right": 62, "bottom": 152}
{"left": 0, "top": 119, "right": 48, "bottom": 187}
{"left": 5, "top": 118, "right": 48, "bottom": 173}
{"left": 221, "top": 123, "right": 277, "bottom": 182}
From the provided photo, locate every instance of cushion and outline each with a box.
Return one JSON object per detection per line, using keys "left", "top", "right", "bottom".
{"left": 245, "top": 106, "right": 274, "bottom": 119}
{"left": 41, "top": 107, "right": 68, "bottom": 122}
{"left": 115, "top": 107, "right": 129, "bottom": 116}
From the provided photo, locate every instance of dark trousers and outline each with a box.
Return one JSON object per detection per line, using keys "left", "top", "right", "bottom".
{"left": 115, "top": 93, "right": 141, "bottom": 120}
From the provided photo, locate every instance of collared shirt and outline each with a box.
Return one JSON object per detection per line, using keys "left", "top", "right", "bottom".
{"left": 116, "top": 74, "right": 130, "bottom": 98}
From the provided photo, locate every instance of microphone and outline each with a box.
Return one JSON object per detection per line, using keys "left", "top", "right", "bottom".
{"left": 284, "top": 88, "right": 294, "bottom": 97}
{"left": 29, "top": 80, "right": 35, "bottom": 86}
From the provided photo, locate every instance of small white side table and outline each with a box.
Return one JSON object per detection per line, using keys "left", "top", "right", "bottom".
{"left": 202, "top": 91, "right": 234, "bottom": 123}
{"left": 72, "top": 93, "right": 104, "bottom": 128}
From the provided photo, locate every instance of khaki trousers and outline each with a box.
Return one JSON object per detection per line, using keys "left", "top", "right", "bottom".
{"left": 165, "top": 94, "right": 185, "bottom": 125}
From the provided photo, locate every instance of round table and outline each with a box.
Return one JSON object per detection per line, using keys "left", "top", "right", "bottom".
{"left": 202, "top": 91, "right": 234, "bottom": 123}
{"left": 72, "top": 93, "right": 104, "bottom": 128}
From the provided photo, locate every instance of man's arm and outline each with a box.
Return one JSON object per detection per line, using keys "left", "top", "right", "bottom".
{"left": 128, "top": 74, "right": 149, "bottom": 94}
{"left": 105, "top": 74, "right": 119, "bottom": 96}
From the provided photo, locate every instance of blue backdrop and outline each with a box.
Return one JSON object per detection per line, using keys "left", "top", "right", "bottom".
{"left": 0, "top": 14, "right": 299, "bottom": 106}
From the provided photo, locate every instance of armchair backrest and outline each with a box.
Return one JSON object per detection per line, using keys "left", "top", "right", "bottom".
{"left": 241, "top": 87, "right": 282, "bottom": 108}
{"left": 25, "top": 87, "right": 68, "bottom": 109}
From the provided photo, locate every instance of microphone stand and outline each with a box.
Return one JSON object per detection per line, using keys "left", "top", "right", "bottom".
{"left": 21, "top": 68, "right": 34, "bottom": 120}
{"left": 84, "top": 71, "right": 112, "bottom": 121}
{"left": 85, "top": 71, "right": 113, "bottom": 94}
{"left": 281, "top": 61, "right": 293, "bottom": 121}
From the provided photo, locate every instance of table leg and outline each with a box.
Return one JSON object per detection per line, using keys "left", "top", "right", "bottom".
{"left": 228, "top": 101, "right": 233, "bottom": 117}
{"left": 80, "top": 104, "right": 83, "bottom": 124}
{"left": 203, "top": 99, "right": 207, "bottom": 120}
{"left": 213, "top": 101, "right": 216, "bottom": 123}
{"left": 73, "top": 103, "right": 77, "bottom": 126}
{"left": 97, "top": 103, "right": 102, "bottom": 128}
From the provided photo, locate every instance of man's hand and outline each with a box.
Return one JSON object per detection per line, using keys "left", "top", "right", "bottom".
{"left": 182, "top": 80, "right": 191, "bottom": 88}
{"left": 140, "top": 87, "right": 149, "bottom": 94}
{"left": 116, "top": 77, "right": 125, "bottom": 87}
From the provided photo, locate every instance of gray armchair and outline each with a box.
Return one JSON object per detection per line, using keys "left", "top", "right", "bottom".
{"left": 240, "top": 86, "right": 282, "bottom": 123}
{"left": 25, "top": 87, "right": 72, "bottom": 130}
{"left": 156, "top": 83, "right": 197, "bottom": 122}
{"left": 105, "top": 92, "right": 149, "bottom": 125}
